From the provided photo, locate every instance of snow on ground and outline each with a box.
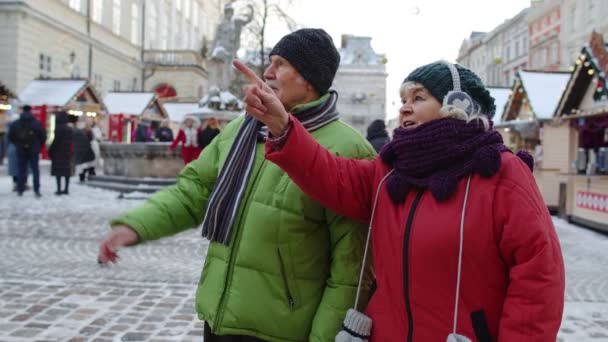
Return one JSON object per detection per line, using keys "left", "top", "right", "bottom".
{"left": 0, "top": 167, "right": 608, "bottom": 340}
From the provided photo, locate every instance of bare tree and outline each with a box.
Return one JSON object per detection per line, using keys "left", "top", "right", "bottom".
{"left": 241, "top": 0, "right": 298, "bottom": 77}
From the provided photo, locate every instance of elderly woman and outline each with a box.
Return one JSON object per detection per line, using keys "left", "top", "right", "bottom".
{"left": 234, "top": 60, "right": 565, "bottom": 341}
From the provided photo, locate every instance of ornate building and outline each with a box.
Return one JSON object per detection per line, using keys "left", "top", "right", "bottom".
{"left": 0, "top": 0, "right": 226, "bottom": 101}
{"left": 332, "top": 35, "right": 387, "bottom": 134}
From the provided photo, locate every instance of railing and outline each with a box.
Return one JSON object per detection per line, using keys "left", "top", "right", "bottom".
{"left": 143, "top": 50, "right": 206, "bottom": 69}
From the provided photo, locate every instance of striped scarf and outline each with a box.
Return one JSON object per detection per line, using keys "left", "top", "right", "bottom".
{"left": 201, "top": 91, "right": 340, "bottom": 245}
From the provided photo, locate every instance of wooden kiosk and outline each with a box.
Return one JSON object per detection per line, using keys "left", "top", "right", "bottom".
{"left": 499, "top": 70, "right": 571, "bottom": 212}
{"left": 554, "top": 31, "right": 608, "bottom": 231}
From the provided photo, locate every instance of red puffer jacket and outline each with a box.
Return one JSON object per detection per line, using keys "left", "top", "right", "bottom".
{"left": 266, "top": 117, "right": 565, "bottom": 342}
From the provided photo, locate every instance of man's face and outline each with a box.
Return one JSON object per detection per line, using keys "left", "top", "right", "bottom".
{"left": 263, "top": 55, "right": 311, "bottom": 110}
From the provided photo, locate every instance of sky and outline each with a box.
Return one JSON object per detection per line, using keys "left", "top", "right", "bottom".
{"left": 256, "top": 0, "right": 531, "bottom": 120}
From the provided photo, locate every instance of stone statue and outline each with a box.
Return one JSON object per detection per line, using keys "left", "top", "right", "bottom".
{"left": 208, "top": 3, "right": 254, "bottom": 91}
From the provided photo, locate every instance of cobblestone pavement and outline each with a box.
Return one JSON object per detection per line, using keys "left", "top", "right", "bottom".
{"left": 0, "top": 173, "right": 607, "bottom": 341}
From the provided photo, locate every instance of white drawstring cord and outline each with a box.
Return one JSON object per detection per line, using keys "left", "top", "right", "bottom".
{"left": 452, "top": 175, "right": 472, "bottom": 335}
{"left": 354, "top": 169, "right": 394, "bottom": 309}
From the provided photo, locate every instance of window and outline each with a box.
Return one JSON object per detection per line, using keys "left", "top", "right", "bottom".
{"left": 515, "top": 41, "right": 520, "bottom": 57}
{"left": 184, "top": 0, "right": 191, "bottom": 20}
{"left": 551, "top": 43, "right": 559, "bottom": 64}
{"left": 131, "top": 78, "right": 139, "bottom": 91}
{"left": 506, "top": 46, "right": 511, "bottom": 61}
{"left": 39, "top": 53, "right": 52, "bottom": 78}
{"left": 68, "top": 0, "right": 81, "bottom": 12}
{"left": 148, "top": 3, "right": 158, "bottom": 48}
{"left": 112, "top": 0, "right": 121, "bottom": 35}
{"left": 160, "top": 2, "right": 169, "bottom": 49}
{"left": 93, "top": 74, "right": 103, "bottom": 90}
{"left": 131, "top": 3, "right": 139, "bottom": 45}
{"left": 570, "top": 6, "right": 576, "bottom": 32}
{"left": 523, "top": 37, "right": 528, "bottom": 54}
{"left": 113, "top": 80, "right": 121, "bottom": 91}
{"left": 193, "top": 1, "right": 199, "bottom": 28}
{"left": 92, "top": 0, "right": 103, "bottom": 23}
{"left": 588, "top": 0, "right": 596, "bottom": 23}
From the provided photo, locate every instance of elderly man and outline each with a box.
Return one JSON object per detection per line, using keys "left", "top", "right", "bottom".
{"left": 98, "top": 28, "right": 376, "bottom": 341}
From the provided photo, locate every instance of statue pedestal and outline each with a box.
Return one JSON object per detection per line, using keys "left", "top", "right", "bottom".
{"left": 100, "top": 142, "right": 184, "bottom": 178}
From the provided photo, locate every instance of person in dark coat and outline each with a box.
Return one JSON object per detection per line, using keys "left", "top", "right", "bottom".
{"left": 49, "top": 112, "right": 73, "bottom": 195}
{"left": 366, "top": 119, "right": 390, "bottom": 153}
{"left": 154, "top": 120, "right": 174, "bottom": 142}
{"left": 8, "top": 105, "right": 46, "bottom": 197}
{"left": 197, "top": 117, "right": 221, "bottom": 149}
{"left": 6, "top": 114, "right": 30, "bottom": 191}
{"left": 73, "top": 126, "right": 96, "bottom": 182}
{"left": 134, "top": 120, "right": 152, "bottom": 142}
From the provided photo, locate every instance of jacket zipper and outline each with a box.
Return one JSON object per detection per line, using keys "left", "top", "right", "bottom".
{"left": 213, "top": 158, "right": 268, "bottom": 332}
{"left": 277, "top": 248, "right": 295, "bottom": 311}
{"left": 404, "top": 190, "right": 424, "bottom": 342}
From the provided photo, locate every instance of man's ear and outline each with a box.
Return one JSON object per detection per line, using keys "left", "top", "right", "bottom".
{"left": 304, "top": 80, "right": 319, "bottom": 98}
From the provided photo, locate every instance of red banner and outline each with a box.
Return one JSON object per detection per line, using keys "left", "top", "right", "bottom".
{"left": 32, "top": 105, "right": 48, "bottom": 159}
{"left": 576, "top": 191, "right": 608, "bottom": 213}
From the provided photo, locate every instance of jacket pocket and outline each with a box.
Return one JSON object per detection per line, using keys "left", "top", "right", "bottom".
{"left": 278, "top": 245, "right": 300, "bottom": 311}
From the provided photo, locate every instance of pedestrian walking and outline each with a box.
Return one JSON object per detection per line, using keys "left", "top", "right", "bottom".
{"left": 168, "top": 116, "right": 201, "bottom": 165}
{"left": 237, "top": 60, "right": 566, "bottom": 341}
{"left": 365, "top": 119, "right": 390, "bottom": 153}
{"left": 49, "top": 112, "right": 73, "bottom": 195}
{"left": 98, "top": 28, "right": 376, "bottom": 341}
{"left": 5, "top": 113, "right": 29, "bottom": 191}
{"left": 8, "top": 105, "right": 46, "bottom": 197}
{"left": 73, "top": 123, "right": 96, "bottom": 182}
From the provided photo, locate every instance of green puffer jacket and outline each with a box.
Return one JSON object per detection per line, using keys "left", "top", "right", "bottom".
{"left": 111, "top": 115, "right": 376, "bottom": 341}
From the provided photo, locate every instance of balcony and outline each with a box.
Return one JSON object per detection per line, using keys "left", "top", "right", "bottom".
{"left": 143, "top": 50, "right": 206, "bottom": 72}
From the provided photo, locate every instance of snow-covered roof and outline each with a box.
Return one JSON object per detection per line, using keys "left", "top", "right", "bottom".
{"left": 104, "top": 92, "right": 155, "bottom": 115}
{"left": 19, "top": 79, "right": 88, "bottom": 106}
{"left": 519, "top": 71, "right": 570, "bottom": 120}
{"left": 487, "top": 87, "right": 511, "bottom": 125}
{"left": 162, "top": 102, "right": 202, "bottom": 122}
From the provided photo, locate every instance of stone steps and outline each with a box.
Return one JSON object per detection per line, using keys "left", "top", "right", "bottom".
{"left": 85, "top": 175, "right": 176, "bottom": 195}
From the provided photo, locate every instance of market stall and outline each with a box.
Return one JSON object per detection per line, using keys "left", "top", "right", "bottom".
{"left": 18, "top": 79, "right": 105, "bottom": 158}
{"left": 499, "top": 70, "right": 571, "bottom": 211}
{"left": 554, "top": 31, "right": 608, "bottom": 231}
{"left": 103, "top": 92, "right": 167, "bottom": 143}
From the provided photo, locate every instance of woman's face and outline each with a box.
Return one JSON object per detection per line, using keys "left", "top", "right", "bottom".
{"left": 399, "top": 82, "right": 442, "bottom": 130}
{"left": 185, "top": 119, "right": 193, "bottom": 128}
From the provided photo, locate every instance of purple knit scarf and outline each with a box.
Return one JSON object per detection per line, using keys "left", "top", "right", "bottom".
{"left": 380, "top": 118, "right": 532, "bottom": 203}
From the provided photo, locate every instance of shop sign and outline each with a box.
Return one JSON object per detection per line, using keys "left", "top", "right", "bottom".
{"left": 576, "top": 191, "right": 608, "bottom": 213}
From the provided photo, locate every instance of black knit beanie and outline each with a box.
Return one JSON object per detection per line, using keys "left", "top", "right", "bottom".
{"left": 270, "top": 28, "right": 340, "bottom": 95}
{"left": 403, "top": 61, "right": 496, "bottom": 119}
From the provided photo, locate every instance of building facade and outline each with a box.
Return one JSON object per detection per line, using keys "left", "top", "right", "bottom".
{"left": 332, "top": 35, "right": 387, "bottom": 134}
{"left": 502, "top": 8, "right": 529, "bottom": 86}
{"left": 561, "top": 0, "right": 608, "bottom": 69}
{"left": 457, "top": 10, "right": 529, "bottom": 88}
{"left": 0, "top": 0, "right": 225, "bottom": 102}
{"left": 528, "top": 0, "right": 561, "bottom": 71}
{"left": 457, "top": 32, "right": 488, "bottom": 84}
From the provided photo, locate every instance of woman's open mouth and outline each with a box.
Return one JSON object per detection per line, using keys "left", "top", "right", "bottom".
{"left": 401, "top": 120, "right": 417, "bottom": 129}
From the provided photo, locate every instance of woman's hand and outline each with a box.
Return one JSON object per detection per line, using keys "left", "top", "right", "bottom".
{"left": 233, "top": 60, "right": 289, "bottom": 137}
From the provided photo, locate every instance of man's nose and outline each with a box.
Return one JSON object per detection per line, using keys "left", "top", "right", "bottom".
{"left": 263, "top": 66, "right": 274, "bottom": 80}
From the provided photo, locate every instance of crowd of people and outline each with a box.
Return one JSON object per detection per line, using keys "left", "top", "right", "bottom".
{"left": 2, "top": 106, "right": 224, "bottom": 195}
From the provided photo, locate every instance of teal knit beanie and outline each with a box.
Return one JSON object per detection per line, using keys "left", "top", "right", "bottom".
{"left": 403, "top": 61, "right": 496, "bottom": 119}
